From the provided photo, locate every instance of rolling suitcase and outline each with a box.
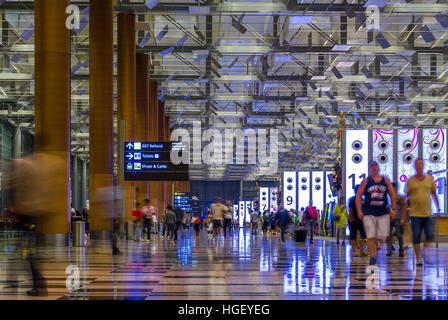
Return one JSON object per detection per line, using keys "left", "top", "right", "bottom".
{"left": 295, "top": 227, "right": 307, "bottom": 242}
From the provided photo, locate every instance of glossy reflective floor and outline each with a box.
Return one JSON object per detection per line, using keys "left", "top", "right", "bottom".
{"left": 0, "top": 228, "right": 447, "bottom": 300}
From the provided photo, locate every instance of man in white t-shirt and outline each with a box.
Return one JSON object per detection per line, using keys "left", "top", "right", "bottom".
{"left": 211, "top": 197, "right": 225, "bottom": 237}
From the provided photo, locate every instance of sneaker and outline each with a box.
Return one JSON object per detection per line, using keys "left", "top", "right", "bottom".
{"left": 369, "top": 257, "right": 376, "bottom": 265}
{"left": 399, "top": 249, "right": 404, "bottom": 257}
{"left": 386, "top": 250, "right": 392, "bottom": 257}
{"left": 416, "top": 260, "right": 423, "bottom": 267}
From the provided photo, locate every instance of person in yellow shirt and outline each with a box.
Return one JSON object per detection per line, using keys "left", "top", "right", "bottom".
{"left": 405, "top": 159, "right": 440, "bottom": 267}
{"left": 334, "top": 197, "right": 348, "bottom": 245}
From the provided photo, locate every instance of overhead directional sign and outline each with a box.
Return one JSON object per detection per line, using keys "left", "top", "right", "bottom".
{"left": 124, "top": 142, "right": 189, "bottom": 181}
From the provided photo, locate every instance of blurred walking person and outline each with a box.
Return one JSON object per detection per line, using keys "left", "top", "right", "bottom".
{"left": 3, "top": 153, "right": 68, "bottom": 296}
{"left": 223, "top": 200, "right": 233, "bottom": 237}
{"left": 164, "top": 205, "right": 177, "bottom": 240}
{"left": 348, "top": 185, "right": 368, "bottom": 257}
{"left": 211, "top": 197, "right": 225, "bottom": 238}
{"left": 334, "top": 197, "right": 348, "bottom": 245}
{"left": 405, "top": 159, "right": 440, "bottom": 266}
{"left": 275, "top": 203, "right": 291, "bottom": 243}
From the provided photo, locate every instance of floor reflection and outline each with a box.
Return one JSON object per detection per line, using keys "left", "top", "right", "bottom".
{"left": 0, "top": 228, "right": 447, "bottom": 300}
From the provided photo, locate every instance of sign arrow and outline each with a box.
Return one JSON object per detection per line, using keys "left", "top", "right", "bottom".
{"left": 126, "top": 143, "right": 134, "bottom": 150}
{"left": 126, "top": 153, "right": 133, "bottom": 160}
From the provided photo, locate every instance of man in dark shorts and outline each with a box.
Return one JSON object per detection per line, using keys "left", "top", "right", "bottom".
{"left": 356, "top": 161, "right": 396, "bottom": 266}
{"left": 348, "top": 185, "right": 367, "bottom": 257}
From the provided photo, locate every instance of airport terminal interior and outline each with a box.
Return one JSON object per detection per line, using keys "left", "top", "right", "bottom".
{"left": 1, "top": 0, "right": 448, "bottom": 300}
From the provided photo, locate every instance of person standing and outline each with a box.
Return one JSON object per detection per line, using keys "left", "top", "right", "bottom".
{"left": 275, "top": 203, "right": 290, "bottom": 243}
{"left": 269, "top": 212, "right": 276, "bottom": 235}
{"left": 250, "top": 210, "right": 259, "bottom": 235}
{"left": 262, "top": 210, "right": 270, "bottom": 234}
{"left": 223, "top": 200, "right": 233, "bottom": 237}
{"left": 174, "top": 206, "right": 183, "bottom": 240}
{"left": 348, "top": 185, "right": 368, "bottom": 257}
{"left": 131, "top": 203, "right": 143, "bottom": 241}
{"left": 334, "top": 197, "right": 348, "bottom": 245}
{"left": 211, "top": 197, "right": 225, "bottom": 237}
{"left": 141, "top": 199, "right": 153, "bottom": 243}
{"left": 386, "top": 183, "right": 406, "bottom": 257}
{"left": 164, "top": 205, "right": 177, "bottom": 240}
{"left": 405, "top": 159, "right": 440, "bottom": 266}
{"left": 356, "top": 161, "right": 396, "bottom": 266}
{"left": 206, "top": 212, "right": 214, "bottom": 239}
{"left": 305, "top": 200, "right": 318, "bottom": 244}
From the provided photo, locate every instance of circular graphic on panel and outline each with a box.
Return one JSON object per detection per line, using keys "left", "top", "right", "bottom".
{"left": 301, "top": 177, "right": 307, "bottom": 183}
{"left": 378, "top": 140, "right": 388, "bottom": 150}
{"left": 301, "top": 185, "right": 307, "bottom": 191}
{"left": 287, "top": 177, "right": 293, "bottom": 184}
{"left": 287, "top": 185, "right": 293, "bottom": 191}
{"left": 430, "top": 153, "right": 441, "bottom": 163}
{"left": 403, "top": 140, "right": 414, "bottom": 150}
{"left": 315, "top": 185, "right": 321, "bottom": 191}
{"left": 403, "top": 153, "right": 413, "bottom": 164}
{"left": 352, "top": 154, "right": 363, "bottom": 164}
{"left": 352, "top": 140, "right": 363, "bottom": 150}
{"left": 399, "top": 174, "right": 407, "bottom": 183}
{"left": 430, "top": 140, "right": 441, "bottom": 150}
{"left": 262, "top": 191, "right": 267, "bottom": 196}
{"left": 315, "top": 177, "right": 321, "bottom": 184}
{"left": 262, "top": 197, "right": 267, "bottom": 201}
{"left": 378, "top": 153, "right": 388, "bottom": 163}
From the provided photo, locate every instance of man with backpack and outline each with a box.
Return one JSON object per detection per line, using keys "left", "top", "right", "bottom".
{"left": 275, "top": 203, "right": 291, "bottom": 243}
{"left": 305, "top": 200, "right": 318, "bottom": 244}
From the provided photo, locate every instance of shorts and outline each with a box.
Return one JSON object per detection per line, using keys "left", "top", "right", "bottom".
{"left": 363, "top": 214, "right": 390, "bottom": 240}
{"left": 348, "top": 220, "right": 366, "bottom": 240}
{"left": 410, "top": 217, "right": 435, "bottom": 244}
{"left": 213, "top": 220, "right": 222, "bottom": 229}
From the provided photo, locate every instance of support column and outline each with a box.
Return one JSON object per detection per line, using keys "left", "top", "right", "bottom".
{"left": 81, "top": 159, "right": 87, "bottom": 210}
{"left": 136, "top": 53, "right": 150, "bottom": 206}
{"left": 164, "top": 116, "right": 171, "bottom": 206}
{"left": 72, "top": 156, "right": 79, "bottom": 211}
{"left": 158, "top": 101, "right": 166, "bottom": 213}
{"left": 34, "top": 0, "right": 70, "bottom": 240}
{"left": 118, "top": 12, "right": 136, "bottom": 223}
{"left": 89, "top": 0, "right": 115, "bottom": 236}
{"left": 13, "top": 126, "right": 21, "bottom": 158}
{"left": 149, "top": 81, "right": 159, "bottom": 217}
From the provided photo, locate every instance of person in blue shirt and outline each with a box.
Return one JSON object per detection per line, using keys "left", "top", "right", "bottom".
{"left": 275, "top": 203, "right": 291, "bottom": 243}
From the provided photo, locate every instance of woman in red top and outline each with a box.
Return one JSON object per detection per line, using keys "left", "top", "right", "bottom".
{"left": 131, "top": 203, "right": 143, "bottom": 241}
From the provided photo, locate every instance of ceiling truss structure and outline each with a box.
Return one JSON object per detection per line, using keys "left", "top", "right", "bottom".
{"left": 1, "top": 0, "right": 448, "bottom": 180}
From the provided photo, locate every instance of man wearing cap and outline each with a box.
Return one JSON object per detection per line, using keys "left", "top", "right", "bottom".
{"left": 356, "top": 161, "right": 396, "bottom": 266}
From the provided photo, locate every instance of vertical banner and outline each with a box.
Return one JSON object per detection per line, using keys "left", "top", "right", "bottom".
{"left": 397, "top": 129, "right": 419, "bottom": 196}
{"left": 259, "top": 187, "right": 270, "bottom": 213}
{"left": 325, "top": 171, "right": 338, "bottom": 204}
{"left": 344, "top": 130, "right": 369, "bottom": 201}
{"left": 311, "top": 171, "right": 324, "bottom": 213}
{"left": 423, "top": 129, "right": 446, "bottom": 214}
{"left": 372, "top": 129, "right": 394, "bottom": 181}
{"left": 245, "top": 201, "right": 252, "bottom": 224}
{"left": 239, "top": 201, "right": 245, "bottom": 227}
{"left": 297, "top": 171, "right": 310, "bottom": 211}
{"left": 270, "top": 187, "right": 278, "bottom": 213}
{"left": 233, "top": 204, "right": 239, "bottom": 223}
{"left": 283, "top": 171, "right": 297, "bottom": 211}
